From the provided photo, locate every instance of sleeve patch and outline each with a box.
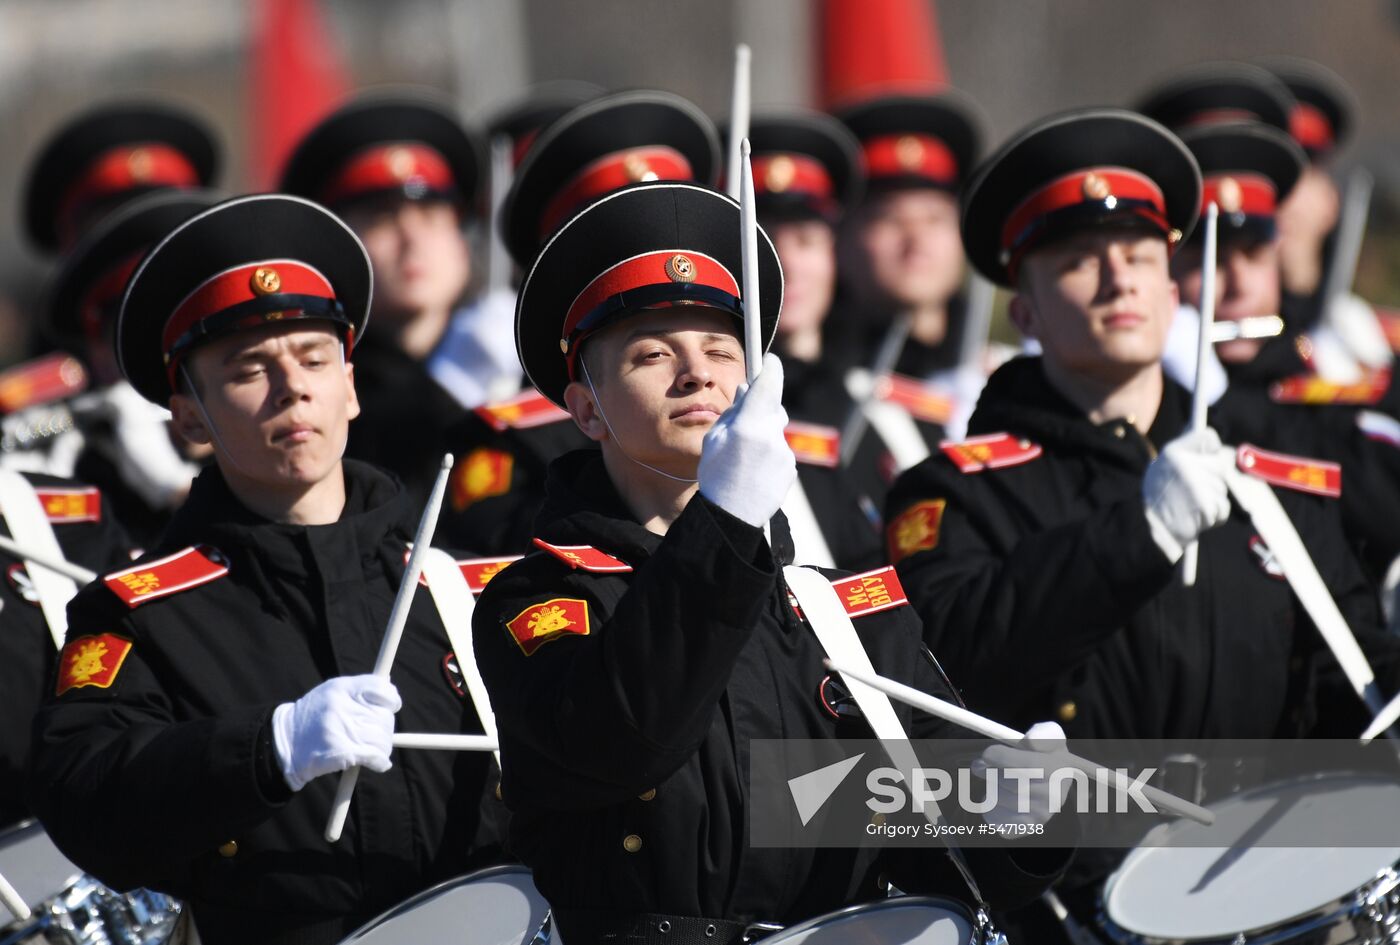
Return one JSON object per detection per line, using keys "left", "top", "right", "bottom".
{"left": 531, "top": 538, "right": 633, "bottom": 573}
{"left": 877, "top": 373, "right": 955, "bottom": 425}
{"left": 56, "top": 633, "right": 133, "bottom": 695}
{"left": 505, "top": 598, "right": 591, "bottom": 655}
{"left": 940, "top": 432, "right": 1042, "bottom": 473}
{"left": 34, "top": 487, "right": 102, "bottom": 523}
{"left": 103, "top": 545, "right": 229, "bottom": 608}
{"left": 1268, "top": 370, "right": 1389, "bottom": 405}
{"left": 887, "top": 499, "right": 946, "bottom": 563}
{"left": 1237, "top": 443, "right": 1341, "bottom": 498}
{"left": 450, "top": 448, "right": 514, "bottom": 511}
{"left": 832, "top": 566, "right": 908, "bottom": 618}
{"left": 456, "top": 555, "right": 523, "bottom": 593}
{"left": 784, "top": 422, "right": 841, "bottom": 468}
{"left": 473, "top": 389, "right": 571, "bottom": 431}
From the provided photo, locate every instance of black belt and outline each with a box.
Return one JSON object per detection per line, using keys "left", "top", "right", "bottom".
{"left": 552, "top": 910, "right": 784, "bottom": 945}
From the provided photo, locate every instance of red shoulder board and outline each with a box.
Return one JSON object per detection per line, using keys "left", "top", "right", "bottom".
{"left": 0, "top": 354, "right": 88, "bottom": 413}
{"left": 1374, "top": 306, "right": 1400, "bottom": 354}
{"left": 531, "top": 538, "right": 633, "bottom": 573}
{"left": 877, "top": 373, "right": 955, "bottom": 425}
{"left": 34, "top": 486, "right": 101, "bottom": 524}
{"left": 450, "top": 447, "right": 514, "bottom": 511}
{"left": 1269, "top": 369, "right": 1390, "bottom": 406}
{"left": 832, "top": 566, "right": 909, "bottom": 618}
{"left": 473, "top": 388, "right": 571, "bottom": 432}
{"left": 456, "top": 555, "right": 522, "bottom": 594}
{"left": 103, "top": 546, "right": 229, "bottom": 608}
{"left": 1237, "top": 444, "right": 1341, "bottom": 498}
{"left": 784, "top": 422, "right": 840, "bottom": 468}
{"left": 940, "top": 433, "right": 1042, "bottom": 473}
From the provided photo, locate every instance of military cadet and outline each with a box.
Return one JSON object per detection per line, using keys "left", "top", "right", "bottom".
{"left": 472, "top": 180, "right": 1072, "bottom": 942}
{"left": 1167, "top": 120, "right": 1400, "bottom": 586}
{"left": 22, "top": 99, "right": 219, "bottom": 257}
{"left": 437, "top": 91, "right": 717, "bottom": 556}
{"left": 28, "top": 195, "right": 505, "bottom": 945}
{"left": 44, "top": 190, "right": 218, "bottom": 547}
{"left": 278, "top": 90, "right": 484, "bottom": 505}
{"left": 834, "top": 91, "right": 993, "bottom": 449}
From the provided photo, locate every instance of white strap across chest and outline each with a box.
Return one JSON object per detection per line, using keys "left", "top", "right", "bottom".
{"left": 0, "top": 470, "right": 79, "bottom": 649}
{"left": 420, "top": 547, "right": 501, "bottom": 768}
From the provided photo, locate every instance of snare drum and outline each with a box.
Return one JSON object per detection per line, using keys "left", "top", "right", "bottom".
{"left": 0, "top": 819, "right": 81, "bottom": 917}
{"left": 1101, "top": 773, "right": 1400, "bottom": 945}
{"left": 761, "top": 896, "right": 990, "bottom": 945}
{"left": 338, "top": 865, "right": 555, "bottom": 944}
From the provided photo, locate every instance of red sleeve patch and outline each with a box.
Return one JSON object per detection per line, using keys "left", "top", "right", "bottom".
{"left": 1237, "top": 444, "right": 1341, "bottom": 498}
{"left": 531, "top": 538, "right": 633, "bottom": 573}
{"left": 505, "top": 598, "right": 591, "bottom": 655}
{"left": 450, "top": 448, "right": 514, "bottom": 511}
{"left": 34, "top": 486, "right": 102, "bottom": 523}
{"left": 832, "top": 566, "right": 908, "bottom": 618}
{"left": 877, "top": 373, "right": 956, "bottom": 425}
{"left": 1268, "top": 370, "right": 1390, "bottom": 406}
{"left": 56, "top": 633, "right": 133, "bottom": 695}
{"left": 103, "top": 546, "right": 229, "bottom": 608}
{"left": 940, "top": 433, "right": 1042, "bottom": 473}
{"left": 456, "top": 556, "right": 522, "bottom": 593}
{"left": 784, "top": 422, "right": 841, "bottom": 468}
{"left": 0, "top": 354, "right": 88, "bottom": 413}
{"left": 473, "top": 388, "right": 571, "bottom": 431}
{"left": 886, "top": 499, "right": 946, "bottom": 563}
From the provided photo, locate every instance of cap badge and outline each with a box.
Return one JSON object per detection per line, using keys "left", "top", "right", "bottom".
{"left": 386, "top": 147, "right": 416, "bottom": 182}
{"left": 664, "top": 254, "right": 696, "bottom": 283}
{"left": 1217, "top": 176, "right": 1243, "bottom": 214}
{"left": 1081, "top": 173, "right": 1111, "bottom": 201}
{"left": 894, "top": 135, "right": 925, "bottom": 171}
{"left": 127, "top": 148, "right": 154, "bottom": 182}
{"left": 250, "top": 267, "right": 282, "bottom": 296}
{"left": 624, "top": 153, "right": 658, "bottom": 183}
{"left": 766, "top": 155, "right": 796, "bottom": 192}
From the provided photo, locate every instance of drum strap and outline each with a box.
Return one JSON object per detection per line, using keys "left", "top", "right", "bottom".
{"left": 782, "top": 565, "right": 987, "bottom": 910}
{"left": 420, "top": 547, "right": 501, "bottom": 769}
{"left": 844, "top": 368, "right": 933, "bottom": 474}
{"left": 0, "top": 470, "right": 80, "bottom": 650}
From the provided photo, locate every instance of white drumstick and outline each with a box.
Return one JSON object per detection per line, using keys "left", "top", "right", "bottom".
{"left": 392, "top": 733, "right": 498, "bottom": 752}
{"left": 725, "top": 44, "right": 751, "bottom": 201}
{"left": 1183, "top": 202, "right": 1219, "bottom": 587}
{"left": 739, "top": 138, "right": 762, "bottom": 385}
{"left": 325, "top": 453, "right": 454, "bottom": 843}
{"left": 823, "top": 659, "right": 1215, "bottom": 826}
{"left": 0, "top": 534, "right": 96, "bottom": 584}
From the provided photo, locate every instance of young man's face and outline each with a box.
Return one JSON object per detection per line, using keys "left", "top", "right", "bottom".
{"left": 171, "top": 321, "right": 360, "bottom": 494}
{"left": 341, "top": 197, "right": 471, "bottom": 325}
{"left": 1171, "top": 236, "right": 1281, "bottom": 364}
{"left": 563, "top": 307, "right": 747, "bottom": 478}
{"left": 771, "top": 219, "right": 836, "bottom": 339}
{"left": 847, "top": 188, "right": 965, "bottom": 311}
{"left": 1011, "top": 229, "right": 1178, "bottom": 380}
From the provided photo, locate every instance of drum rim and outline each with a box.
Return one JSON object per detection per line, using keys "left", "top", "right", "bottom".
{"left": 0, "top": 818, "right": 86, "bottom": 908}
{"left": 762, "top": 894, "right": 977, "bottom": 942}
{"left": 339, "top": 864, "right": 544, "bottom": 942}
{"left": 1101, "top": 771, "right": 1400, "bottom": 944}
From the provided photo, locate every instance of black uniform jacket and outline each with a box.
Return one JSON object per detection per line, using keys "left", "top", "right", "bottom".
{"left": 28, "top": 460, "right": 505, "bottom": 945}
{"left": 472, "top": 449, "right": 1068, "bottom": 938}
{"left": 887, "top": 357, "right": 1395, "bottom": 741}
{"left": 0, "top": 473, "right": 130, "bottom": 828}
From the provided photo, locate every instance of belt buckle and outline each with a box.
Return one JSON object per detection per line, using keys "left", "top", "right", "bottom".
{"left": 742, "top": 921, "right": 784, "bottom": 942}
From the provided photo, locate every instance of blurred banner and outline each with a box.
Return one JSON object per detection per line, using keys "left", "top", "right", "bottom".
{"left": 819, "top": 0, "right": 948, "bottom": 107}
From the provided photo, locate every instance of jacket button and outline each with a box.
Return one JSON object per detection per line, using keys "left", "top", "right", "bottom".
{"left": 622, "top": 834, "right": 643, "bottom": 853}
{"left": 218, "top": 840, "right": 238, "bottom": 858}
{"left": 638, "top": 788, "right": 657, "bottom": 801}
{"left": 1057, "top": 701, "right": 1078, "bottom": 723}
{"left": 1113, "top": 426, "right": 1126, "bottom": 439}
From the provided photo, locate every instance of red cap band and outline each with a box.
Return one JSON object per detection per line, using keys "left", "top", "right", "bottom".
{"left": 79, "top": 252, "right": 143, "bottom": 347}
{"left": 540, "top": 146, "right": 694, "bottom": 239}
{"left": 57, "top": 144, "right": 200, "bottom": 246}
{"left": 1001, "top": 167, "right": 1169, "bottom": 260}
{"left": 560, "top": 249, "right": 740, "bottom": 378}
{"left": 1202, "top": 172, "right": 1277, "bottom": 218}
{"left": 861, "top": 133, "right": 958, "bottom": 186}
{"left": 318, "top": 143, "right": 456, "bottom": 207}
{"left": 1178, "top": 108, "right": 1264, "bottom": 129}
{"left": 1289, "top": 102, "right": 1335, "bottom": 154}
{"left": 751, "top": 153, "right": 835, "bottom": 201}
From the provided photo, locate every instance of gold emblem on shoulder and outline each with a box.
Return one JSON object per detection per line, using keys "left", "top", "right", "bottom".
{"left": 67, "top": 639, "right": 110, "bottom": 686}
{"left": 527, "top": 604, "right": 574, "bottom": 636}
{"left": 1081, "top": 173, "right": 1111, "bottom": 201}
{"left": 765, "top": 155, "right": 797, "bottom": 192}
{"left": 894, "top": 135, "right": 925, "bottom": 171}
{"left": 665, "top": 253, "right": 696, "bottom": 283}
{"left": 1216, "top": 176, "right": 1242, "bottom": 214}
{"left": 126, "top": 148, "right": 154, "bottom": 182}
{"left": 250, "top": 267, "right": 282, "bottom": 295}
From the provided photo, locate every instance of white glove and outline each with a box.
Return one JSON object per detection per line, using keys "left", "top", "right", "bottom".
{"left": 1142, "top": 428, "right": 1234, "bottom": 562}
{"left": 104, "top": 382, "right": 200, "bottom": 508}
{"left": 975, "top": 721, "right": 1066, "bottom": 833}
{"left": 1161, "top": 304, "right": 1229, "bottom": 407}
{"left": 697, "top": 353, "right": 797, "bottom": 527}
{"left": 271, "top": 675, "right": 402, "bottom": 792}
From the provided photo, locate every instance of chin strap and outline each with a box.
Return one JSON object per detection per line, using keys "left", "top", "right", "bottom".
{"left": 581, "top": 357, "right": 698, "bottom": 485}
